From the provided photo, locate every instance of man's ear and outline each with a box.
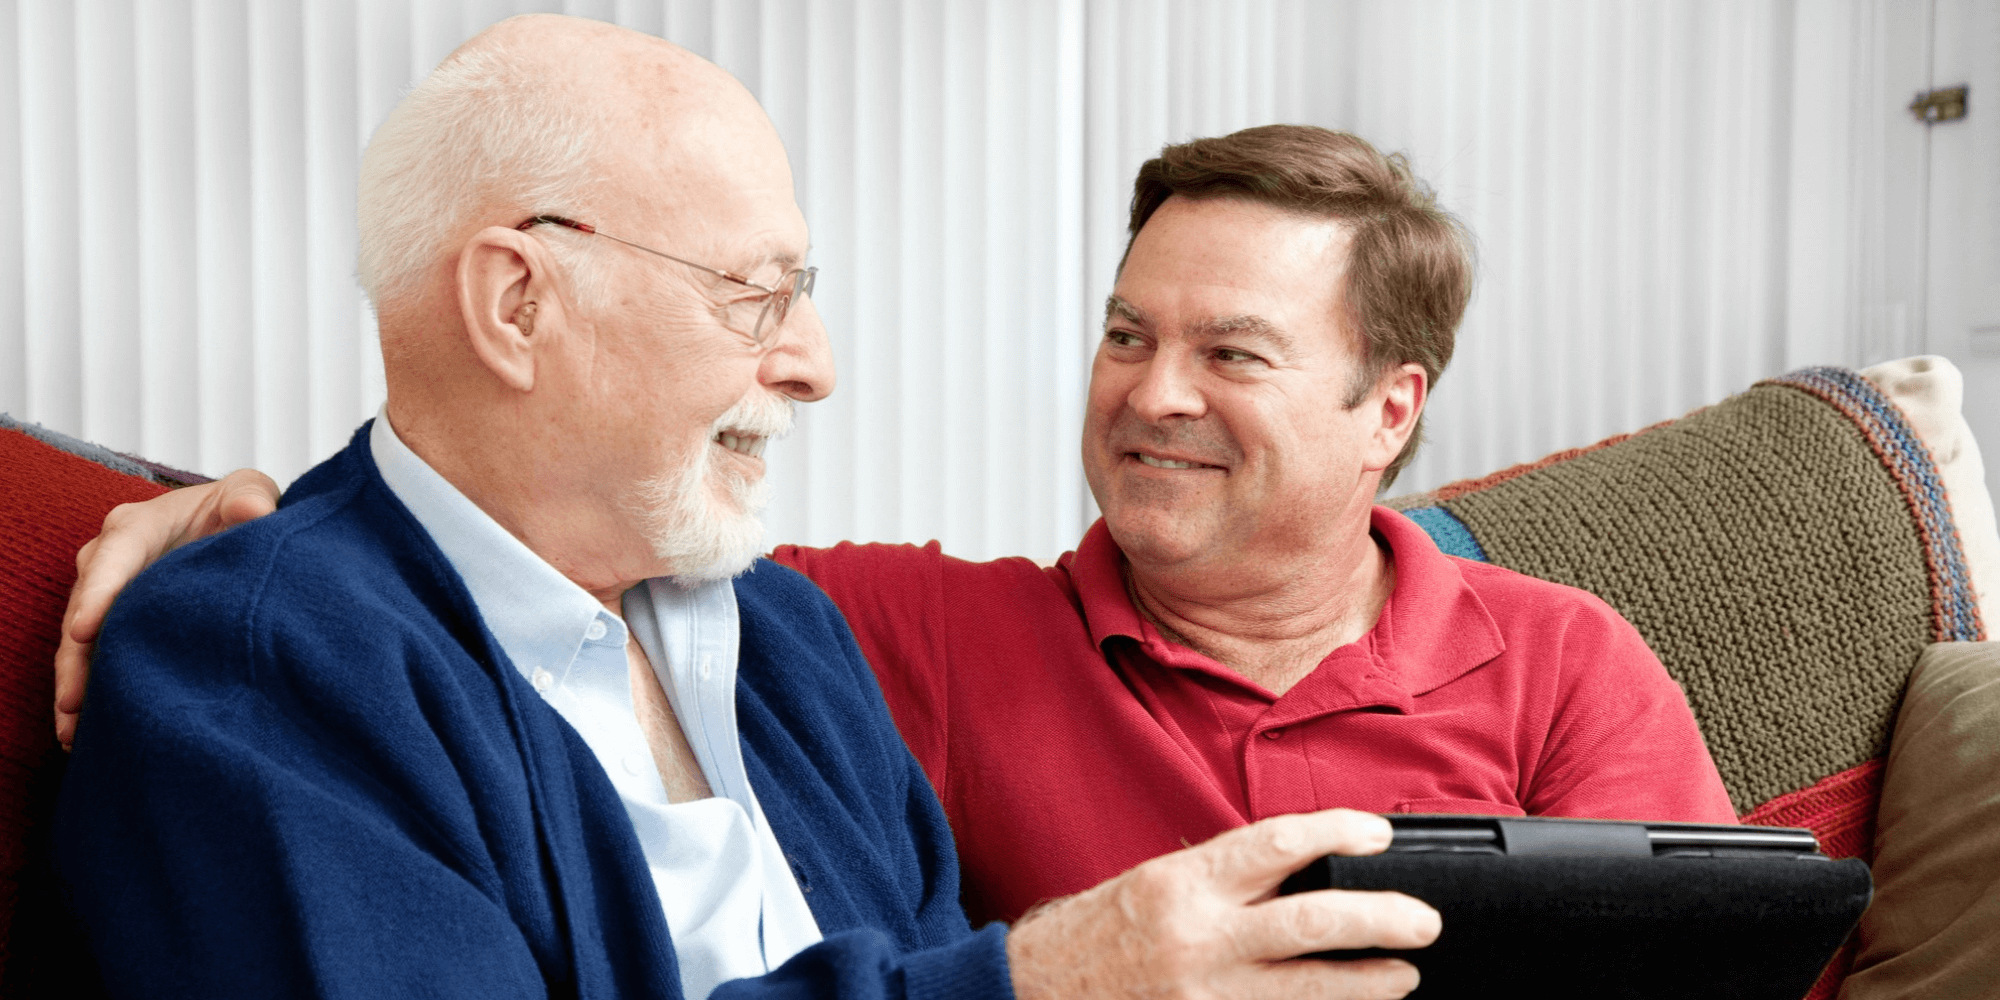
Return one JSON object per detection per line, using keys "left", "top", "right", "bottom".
{"left": 457, "top": 226, "right": 558, "bottom": 393}
{"left": 1364, "top": 362, "right": 1428, "bottom": 472}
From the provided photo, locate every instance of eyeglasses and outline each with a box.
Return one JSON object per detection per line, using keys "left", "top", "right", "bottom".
{"left": 517, "top": 215, "right": 817, "bottom": 346}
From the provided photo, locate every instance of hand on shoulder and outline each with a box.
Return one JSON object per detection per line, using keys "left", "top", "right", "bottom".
{"left": 55, "top": 468, "right": 282, "bottom": 749}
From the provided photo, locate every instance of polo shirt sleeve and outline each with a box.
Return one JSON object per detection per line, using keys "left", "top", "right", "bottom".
{"left": 769, "top": 542, "right": 952, "bottom": 788}
{"left": 1522, "top": 592, "right": 1740, "bottom": 824}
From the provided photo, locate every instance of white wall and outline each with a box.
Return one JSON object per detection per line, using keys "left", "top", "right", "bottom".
{"left": 0, "top": 0, "right": 1961, "bottom": 562}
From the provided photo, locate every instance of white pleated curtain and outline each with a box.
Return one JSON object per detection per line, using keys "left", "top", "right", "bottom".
{"left": 0, "top": 0, "right": 1920, "bottom": 562}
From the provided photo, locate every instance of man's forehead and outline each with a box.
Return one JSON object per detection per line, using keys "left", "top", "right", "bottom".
{"left": 602, "top": 108, "right": 807, "bottom": 267}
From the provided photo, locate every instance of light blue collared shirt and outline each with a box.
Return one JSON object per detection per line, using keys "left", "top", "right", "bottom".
{"left": 369, "top": 413, "right": 821, "bottom": 1000}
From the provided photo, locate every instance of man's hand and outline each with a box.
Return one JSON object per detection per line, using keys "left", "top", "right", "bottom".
{"left": 55, "top": 468, "right": 283, "bottom": 749}
{"left": 1006, "top": 809, "right": 1439, "bottom": 1000}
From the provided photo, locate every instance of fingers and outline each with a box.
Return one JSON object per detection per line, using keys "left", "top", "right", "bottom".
{"left": 215, "top": 469, "right": 281, "bottom": 529}
{"left": 1228, "top": 957, "right": 1421, "bottom": 1000}
{"left": 1199, "top": 809, "right": 1394, "bottom": 900}
{"left": 53, "top": 473, "right": 271, "bottom": 750}
{"left": 64, "top": 505, "right": 169, "bottom": 646}
{"left": 1233, "top": 890, "right": 1441, "bottom": 962}
{"left": 54, "top": 632, "right": 86, "bottom": 750}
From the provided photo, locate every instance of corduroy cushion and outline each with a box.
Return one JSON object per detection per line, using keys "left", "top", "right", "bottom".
{"left": 1838, "top": 641, "right": 2000, "bottom": 999}
{"left": 0, "top": 425, "right": 171, "bottom": 992}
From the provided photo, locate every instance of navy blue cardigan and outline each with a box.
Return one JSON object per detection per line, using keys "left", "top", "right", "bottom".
{"left": 56, "top": 425, "right": 1012, "bottom": 1000}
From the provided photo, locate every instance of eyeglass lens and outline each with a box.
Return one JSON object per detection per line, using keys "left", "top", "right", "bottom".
{"left": 754, "top": 268, "right": 818, "bottom": 344}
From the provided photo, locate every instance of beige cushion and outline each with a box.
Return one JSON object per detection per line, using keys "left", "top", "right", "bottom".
{"left": 1838, "top": 641, "right": 2000, "bottom": 999}
{"left": 1862, "top": 357, "right": 1999, "bottom": 630}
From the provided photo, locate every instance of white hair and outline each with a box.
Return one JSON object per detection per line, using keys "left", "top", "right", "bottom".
{"left": 357, "top": 43, "right": 609, "bottom": 312}
{"left": 632, "top": 390, "right": 796, "bottom": 582}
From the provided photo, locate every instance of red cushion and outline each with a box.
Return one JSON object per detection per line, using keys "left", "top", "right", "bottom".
{"left": 1738, "top": 759, "right": 1885, "bottom": 1000}
{"left": 0, "top": 428, "right": 167, "bottom": 984}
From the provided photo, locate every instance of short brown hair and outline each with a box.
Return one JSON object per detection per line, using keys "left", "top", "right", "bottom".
{"left": 1122, "top": 125, "right": 1474, "bottom": 490}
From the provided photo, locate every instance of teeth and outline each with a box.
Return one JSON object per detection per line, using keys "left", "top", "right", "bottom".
{"left": 714, "top": 432, "right": 767, "bottom": 458}
{"left": 1137, "top": 453, "right": 1196, "bottom": 470}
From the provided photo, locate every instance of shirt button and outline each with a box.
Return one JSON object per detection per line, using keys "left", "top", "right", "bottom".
{"left": 531, "top": 668, "right": 554, "bottom": 694}
{"left": 699, "top": 655, "right": 713, "bottom": 681}
{"left": 585, "top": 619, "right": 607, "bottom": 642}
{"left": 1263, "top": 728, "right": 1284, "bottom": 740}
{"left": 622, "top": 754, "right": 645, "bottom": 776}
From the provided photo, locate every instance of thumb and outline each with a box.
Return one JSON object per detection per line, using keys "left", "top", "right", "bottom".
{"left": 216, "top": 469, "right": 281, "bottom": 527}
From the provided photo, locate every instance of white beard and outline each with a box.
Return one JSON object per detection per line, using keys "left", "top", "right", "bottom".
{"left": 631, "top": 390, "right": 793, "bottom": 583}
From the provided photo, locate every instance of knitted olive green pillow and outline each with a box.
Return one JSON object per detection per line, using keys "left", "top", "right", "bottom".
{"left": 1388, "top": 367, "right": 1985, "bottom": 839}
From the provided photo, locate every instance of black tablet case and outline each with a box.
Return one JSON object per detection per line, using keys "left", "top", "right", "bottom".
{"left": 1279, "top": 816, "right": 1873, "bottom": 999}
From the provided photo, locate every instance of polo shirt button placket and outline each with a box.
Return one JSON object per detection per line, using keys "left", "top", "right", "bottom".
{"left": 1248, "top": 721, "right": 1316, "bottom": 818}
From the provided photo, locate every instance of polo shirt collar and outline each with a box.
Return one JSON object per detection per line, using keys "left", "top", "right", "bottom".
{"left": 1069, "top": 507, "right": 1505, "bottom": 707}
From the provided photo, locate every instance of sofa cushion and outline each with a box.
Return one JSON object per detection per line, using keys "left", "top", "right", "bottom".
{"left": 1390, "top": 365, "right": 1984, "bottom": 821}
{"left": 1386, "top": 362, "right": 1990, "bottom": 999}
{"left": 1859, "top": 357, "right": 1998, "bottom": 630}
{"left": 1839, "top": 641, "right": 2000, "bottom": 999}
{"left": 0, "top": 422, "right": 176, "bottom": 991}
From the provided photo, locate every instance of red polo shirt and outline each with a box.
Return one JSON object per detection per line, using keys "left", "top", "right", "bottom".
{"left": 772, "top": 507, "right": 1735, "bottom": 926}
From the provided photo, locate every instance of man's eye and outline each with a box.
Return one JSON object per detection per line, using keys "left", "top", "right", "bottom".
{"left": 1104, "top": 329, "right": 1144, "bottom": 347}
{"left": 1214, "top": 347, "right": 1260, "bottom": 363}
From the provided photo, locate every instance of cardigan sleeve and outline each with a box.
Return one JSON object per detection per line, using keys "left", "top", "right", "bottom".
{"left": 53, "top": 549, "right": 577, "bottom": 1000}
{"left": 59, "top": 477, "right": 1010, "bottom": 1000}
{"left": 714, "top": 925, "right": 1012, "bottom": 1000}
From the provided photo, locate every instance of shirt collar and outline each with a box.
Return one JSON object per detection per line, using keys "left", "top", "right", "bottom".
{"left": 1067, "top": 507, "right": 1505, "bottom": 704}
{"left": 368, "top": 410, "right": 626, "bottom": 682}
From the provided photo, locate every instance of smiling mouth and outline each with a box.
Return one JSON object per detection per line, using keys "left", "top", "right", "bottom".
{"left": 1131, "top": 451, "right": 1220, "bottom": 471}
{"left": 715, "top": 430, "right": 768, "bottom": 459}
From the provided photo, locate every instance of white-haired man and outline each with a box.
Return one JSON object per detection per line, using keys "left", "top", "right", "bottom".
{"left": 53, "top": 14, "right": 1438, "bottom": 1000}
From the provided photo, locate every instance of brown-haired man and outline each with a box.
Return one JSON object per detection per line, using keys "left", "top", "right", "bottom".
{"left": 57, "top": 123, "right": 1734, "bottom": 935}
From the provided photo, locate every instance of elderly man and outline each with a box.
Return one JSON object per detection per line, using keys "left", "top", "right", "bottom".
{"left": 59, "top": 38, "right": 1731, "bottom": 949}
{"left": 53, "top": 15, "right": 1441, "bottom": 1000}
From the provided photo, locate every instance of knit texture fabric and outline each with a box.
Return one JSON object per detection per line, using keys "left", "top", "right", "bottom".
{"left": 1388, "top": 370, "right": 1981, "bottom": 825}
{"left": 0, "top": 427, "right": 170, "bottom": 993}
{"left": 56, "top": 424, "right": 1006, "bottom": 1000}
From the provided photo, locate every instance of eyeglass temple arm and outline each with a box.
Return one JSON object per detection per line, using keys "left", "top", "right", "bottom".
{"left": 517, "top": 214, "right": 764, "bottom": 289}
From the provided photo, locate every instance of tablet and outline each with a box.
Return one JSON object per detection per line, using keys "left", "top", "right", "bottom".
{"left": 1279, "top": 815, "right": 1872, "bottom": 999}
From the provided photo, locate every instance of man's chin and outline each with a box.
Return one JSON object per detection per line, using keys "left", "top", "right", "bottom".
{"left": 1101, "top": 506, "right": 1224, "bottom": 570}
{"left": 634, "top": 463, "right": 772, "bottom": 584}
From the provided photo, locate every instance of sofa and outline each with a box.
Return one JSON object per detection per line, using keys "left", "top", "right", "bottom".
{"left": 1, "top": 357, "right": 1995, "bottom": 998}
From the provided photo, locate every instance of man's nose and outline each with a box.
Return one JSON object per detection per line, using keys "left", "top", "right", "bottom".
{"left": 759, "top": 294, "right": 835, "bottom": 402}
{"left": 1126, "top": 350, "right": 1206, "bottom": 423}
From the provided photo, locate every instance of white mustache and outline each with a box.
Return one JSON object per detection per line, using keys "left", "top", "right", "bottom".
{"left": 712, "top": 390, "right": 794, "bottom": 441}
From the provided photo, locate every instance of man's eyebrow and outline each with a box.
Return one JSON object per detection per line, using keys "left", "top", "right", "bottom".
{"left": 1104, "top": 295, "right": 1147, "bottom": 327}
{"left": 738, "top": 243, "right": 808, "bottom": 277}
{"left": 1192, "top": 313, "right": 1297, "bottom": 355}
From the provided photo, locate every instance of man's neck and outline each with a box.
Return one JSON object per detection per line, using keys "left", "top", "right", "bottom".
{"left": 1122, "top": 518, "right": 1397, "bottom": 697}
{"left": 385, "top": 399, "right": 658, "bottom": 607}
